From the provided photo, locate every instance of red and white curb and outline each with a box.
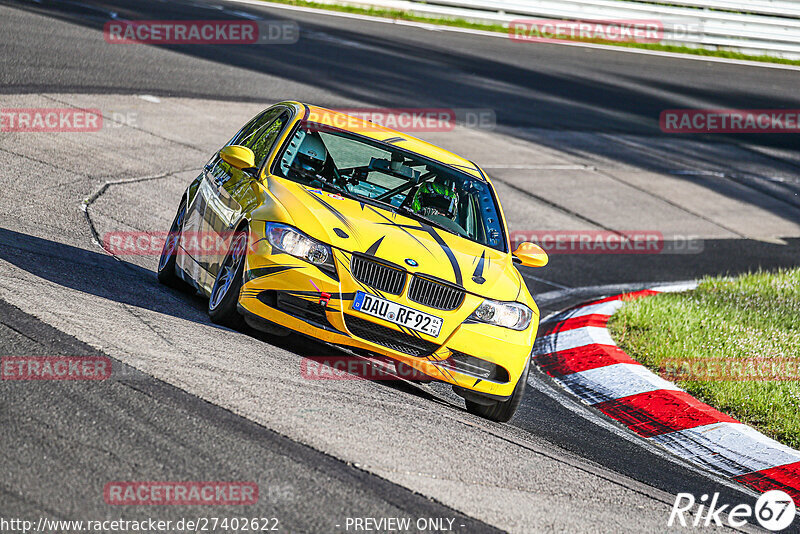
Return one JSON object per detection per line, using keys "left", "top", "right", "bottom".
{"left": 532, "top": 282, "right": 800, "bottom": 504}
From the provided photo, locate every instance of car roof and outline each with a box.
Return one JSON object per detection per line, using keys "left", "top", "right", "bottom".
{"left": 300, "top": 103, "right": 485, "bottom": 180}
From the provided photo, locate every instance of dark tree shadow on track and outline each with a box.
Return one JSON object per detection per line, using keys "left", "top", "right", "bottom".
{"left": 0, "top": 226, "right": 448, "bottom": 402}
{"left": 1, "top": 0, "right": 799, "bottom": 243}
{"left": 5, "top": 0, "right": 800, "bottom": 229}
{"left": 0, "top": 226, "right": 218, "bottom": 323}
{"left": 5, "top": 0, "right": 800, "bottom": 147}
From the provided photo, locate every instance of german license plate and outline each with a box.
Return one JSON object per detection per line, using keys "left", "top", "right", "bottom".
{"left": 352, "top": 291, "right": 442, "bottom": 337}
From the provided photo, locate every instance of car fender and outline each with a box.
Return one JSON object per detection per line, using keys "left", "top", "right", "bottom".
{"left": 249, "top": 179, "right": 294, "bottom": 226}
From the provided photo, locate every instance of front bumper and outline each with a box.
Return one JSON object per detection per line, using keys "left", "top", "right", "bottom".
{"left": 239, "top": 233, "right": 537, "bottom": 398}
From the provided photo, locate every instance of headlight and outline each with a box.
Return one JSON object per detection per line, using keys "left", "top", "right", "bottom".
{"left": 266, "top": 223, "right": 334, "bottom": 270}
{"left": 469, "top": 299, "right": 533, "bottom": 331}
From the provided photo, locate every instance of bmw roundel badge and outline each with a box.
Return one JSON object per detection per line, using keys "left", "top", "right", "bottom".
{"left": 405, "top": 258, "right": 418, "bottom": 267}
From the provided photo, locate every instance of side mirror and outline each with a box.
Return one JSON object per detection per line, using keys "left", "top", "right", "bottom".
{"left": 220, "top": 145, "right": 258, "bottom": 176}
{"left": 512, "top": 242, "right": 548, "bottom": 268}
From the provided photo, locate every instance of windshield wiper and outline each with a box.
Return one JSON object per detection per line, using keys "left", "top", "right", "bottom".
{"left": 320, "top": 183, "right": 397, "bottom": 211}
{"left": 397, "top": 205, "right": 459, "bottom": 236}
{"left": 309, "top": 181, "right": 456, "bottom": 237}
{"left": 317, "top": 180, "right": 348, "bottom": 195}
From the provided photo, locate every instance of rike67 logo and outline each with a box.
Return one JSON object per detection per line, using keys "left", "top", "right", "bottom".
{"left": 669, "top": 490, "right": 795, "bottom": 531}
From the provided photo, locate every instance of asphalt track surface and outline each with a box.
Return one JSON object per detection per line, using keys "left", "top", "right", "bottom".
{"left": 1, "top": 0, "right": 799, "bottom": 532}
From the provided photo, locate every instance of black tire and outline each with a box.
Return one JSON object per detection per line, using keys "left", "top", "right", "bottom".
{"left": 157, "top": 200, "right": 187, "bottom": 288}
{"left": 208, "top": 228, "right": 248, "bottom": 329}
{"left": 465, "top": 357, "right": 530, "bottom": 422}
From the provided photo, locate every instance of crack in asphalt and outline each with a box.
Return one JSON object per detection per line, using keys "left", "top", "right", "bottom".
{"left": 121, "top": 302, "right": 175, "bottom": 348}
{"left": 81, "top": 168, "right": 196, "bottom": 252}
{"left": 0, "top": 297, "right": 502, "bottom": 532}
{"left": 0, "top": 146, "right": 81, "bottom": 177}
{"left": 55, "top": 150, "right": 788, "bottom": 525}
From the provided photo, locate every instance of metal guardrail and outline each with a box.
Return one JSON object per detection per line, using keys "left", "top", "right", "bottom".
{"left": 314, "top": 0, "right": 800, "bottom": 59}
{"left": 609, "top": 0, "right": 800, "bottom": 18}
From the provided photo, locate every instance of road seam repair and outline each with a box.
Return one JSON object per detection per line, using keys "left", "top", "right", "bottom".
{"left": 600, "top": 133, "right": 800, "bottom": 212}
{"left": 81, "top": 169, "right": 197, "bottom": 252}
{"left": 532, "top": 284, "right": 800, "bottom": 504}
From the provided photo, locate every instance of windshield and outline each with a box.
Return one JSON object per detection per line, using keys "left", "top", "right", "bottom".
{"left": 273, "top": 122, "right": 507, "bottom": 252}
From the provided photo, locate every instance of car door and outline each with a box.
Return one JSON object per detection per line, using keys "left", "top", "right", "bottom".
{"left": 178, "top": 108, "right": 272, "bottom": 282}
{"left": 196, "top": 107, "right": 292, "bottom": 289}
{"left": 178, "top": 107, "right": 283, "bottom": 292}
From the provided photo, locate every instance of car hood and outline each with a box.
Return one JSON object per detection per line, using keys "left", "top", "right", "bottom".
{"left": 267, "top": 178, "right": 526, "bottom": 302}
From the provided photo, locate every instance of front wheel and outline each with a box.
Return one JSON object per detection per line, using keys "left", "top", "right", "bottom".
{"left": 208, "top": 228, "right": 248, "bottom": 329}
{"left": 157, "top": 200, "right": 186, "bottom": 288}
{"left": 464, "top": 357, "right": 530, "bottom": 422}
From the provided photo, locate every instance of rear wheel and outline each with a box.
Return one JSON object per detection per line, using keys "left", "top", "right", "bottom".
{"left": 208, "top": 228, "right": 248, "bottom": 329}
{"left": 465, "top": 357, "right": 530, "bottom": 422}
{"left": 157, "top": 200, "right": 186, "bottom": 288}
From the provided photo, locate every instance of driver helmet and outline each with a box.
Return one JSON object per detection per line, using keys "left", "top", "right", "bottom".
{"left": 411, "top": 181, "right": 459, "bottom": 220}
{"left": 292, "top": 133, "right": 327, "bottom": 176}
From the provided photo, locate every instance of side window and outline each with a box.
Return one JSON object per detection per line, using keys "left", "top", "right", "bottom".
{"left": 230, "top": 107, "right": 283, "bottom": 147}
{"left": 213, "top": 107, "right": 288, "bottom": 183}
{"left": 245, "top": 111, "right": 290, "bottom": 170}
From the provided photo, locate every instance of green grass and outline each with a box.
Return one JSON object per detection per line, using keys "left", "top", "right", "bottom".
{"left": 261, "top": 0, "right": 800, "bottom": 66}
{"left": 608, "top": 268, "right": 800, "bottom": 448}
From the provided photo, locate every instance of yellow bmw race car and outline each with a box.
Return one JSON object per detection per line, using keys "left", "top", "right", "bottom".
{"left": 158, "top": 102, "right": 548, "bottom": 422}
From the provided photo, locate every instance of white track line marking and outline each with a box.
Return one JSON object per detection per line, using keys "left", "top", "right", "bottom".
{"left": 533, "top": 281, "right": 800, "bottom": 505}
{"left": 557, "top": 362, "right": 682, "bottom": 404}
{"left": 483, "top": 164, "right": 595, "bottom": 170}
{"left": 536, "top": 280, "right": 698, "bottom": 319}
{"left": 526, "top": 369, "right": 764, "bottom": 503}
{"left": 519, "top": 272, "right": 572, "bottom": 290}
